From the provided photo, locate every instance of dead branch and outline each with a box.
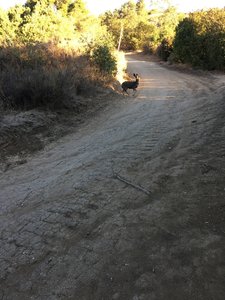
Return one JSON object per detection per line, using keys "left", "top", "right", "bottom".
{"left": 114, "top": 173, "right": 151, "bottom": 196}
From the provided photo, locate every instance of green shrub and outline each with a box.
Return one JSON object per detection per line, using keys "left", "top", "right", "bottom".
{"left": 173, "top": 18, "right": 198, "bottom": 64}
{"left": 167, "top": 52, "right": 180, "bottom": 64}
{"left": 92, "top": 45, "right": 117, "bottom": 75}
{"left": 173, "top": 9, "right": 225, "bottom": 71}
{"left": 156, "top": 38, "right": 173, "bottom": 61}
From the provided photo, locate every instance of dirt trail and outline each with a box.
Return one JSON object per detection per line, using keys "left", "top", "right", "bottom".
{"left": 1, "top": 54, "right": 225, "bottom": 300}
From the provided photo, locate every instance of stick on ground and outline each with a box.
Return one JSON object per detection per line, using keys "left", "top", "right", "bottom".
{"left": 114, "top": 173, "right": 151, "bottom": 196}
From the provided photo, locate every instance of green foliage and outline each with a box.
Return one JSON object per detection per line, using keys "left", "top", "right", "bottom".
{"left": 156, "top": 38, "right": 173, "bottom": 61}
{"left": 0, "top": 0, "right": 105, "bottom": 47}
{"left": 173, "top": 18, "right": 198, "bottom": 64}
{"left": 101, "top": 1, "right": 145, "bottom": 50}
{"left": 21, "top": 5, "right": 75, "bottom": 43}
{"left": 0, "top": 8, "right": 16, "bottom": 45}
{"left": 101, "top": 0, "right": 183, "bottom": 52}
{"left": 173, "top": 9, "right": 225, "bottom": 70}
{"left": 68, "top": 0, "right": 89, "bottom": 17}
{"left": 157, "top": 7, "right": 184, "bottom": 40}
{"left": 92, "top": 45, "right": 117, "bottom": 75}
{"left": 0, "top": 0, "right": 119, "bottom": 112}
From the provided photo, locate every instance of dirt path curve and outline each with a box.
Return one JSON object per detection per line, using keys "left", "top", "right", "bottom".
{"left": 1, "top": 54, "right": 225, "bottom": 300}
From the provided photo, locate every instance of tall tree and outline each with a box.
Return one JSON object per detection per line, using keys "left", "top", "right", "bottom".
{"left": 0, "top": 8, "right": 15, "bottom": 45}
{"left": 54, "top": 0, "right": 71, "bottom": 15}
{"left": 21, "top": 0, "right": 75, "bottom": 43}
{"left": 68, "top": 0, "right": 89, "bottom": 16}
{"left": 24, "top": 0, "right": 53, "bottom": 13}
{"left": 68, "top": 0, "right": 90, "bottom": 32}
{"left": 136, "top": 0, "right": 148, "bottom": 21}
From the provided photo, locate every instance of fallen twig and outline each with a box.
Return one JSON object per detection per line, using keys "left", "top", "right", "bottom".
{"left": 114, "top": 173, "right": 151, "bottom": 196}
{"left": 19, "top": 190, "right": 33, "bottom": 207}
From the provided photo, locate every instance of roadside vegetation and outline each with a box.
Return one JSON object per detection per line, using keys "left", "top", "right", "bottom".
{"left": 101, "top": 0, "right": 225, "bottom": 71}
{"left": 173, "top": 9, "right": 225, "bottom": 70}
{"left": 0, "top": 0, "right": 224, "bottom": 112}
{"left": 0, "top": 0, "right": 120, "bottom": 111}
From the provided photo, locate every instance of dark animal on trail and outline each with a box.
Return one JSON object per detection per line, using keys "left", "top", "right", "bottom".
{"left": 122, "top": 73, "right": 139, "bottom": 95}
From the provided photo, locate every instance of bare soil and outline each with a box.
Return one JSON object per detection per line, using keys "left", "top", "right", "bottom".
{"left": 0, "top": 53, "right": 225, "bottom": 300}
{"left": 0, "top": 88, "right": 120, "bottom": 172}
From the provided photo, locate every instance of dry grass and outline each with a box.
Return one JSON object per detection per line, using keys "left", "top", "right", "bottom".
{"left": 0, "top": 42, "right": 112, "bottom": 111}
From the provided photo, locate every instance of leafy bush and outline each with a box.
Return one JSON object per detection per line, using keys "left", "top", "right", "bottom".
{"left": 156, "top": 38, "right": 173, "bottom": 61}
{"left": 92, "top": 45, "right": 117, "bottom": 75}
{"left": 173, "top": 9, "right": 225, "bottom": 70}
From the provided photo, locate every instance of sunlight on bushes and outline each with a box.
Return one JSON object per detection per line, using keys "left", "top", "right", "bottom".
{"left": 0, "top": 0, "right": 119, "bottom": 111}
{"left": 115, "top": 51, "right": 127, "bottom": 84}
{"left": 0, "top": 0, "right": 224, "bottom": 112}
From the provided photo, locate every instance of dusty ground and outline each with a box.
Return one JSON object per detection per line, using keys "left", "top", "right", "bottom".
{"left": 1, "top": 53, "right": 225, "bottom": 300}
{"left": 0, "top": 87, "right": 120, "bottom": 172}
